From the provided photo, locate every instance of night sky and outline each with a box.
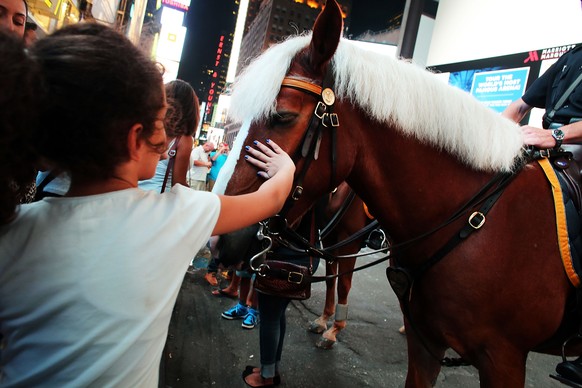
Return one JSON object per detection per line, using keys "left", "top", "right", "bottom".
{"left": 348, "top": 0, "right": 406, "bottom": 37}
{"left": 177, "top": 0, "right": 406, "bottom": 98}
{"left": 177, "top": 0, "right": 238, "bottom": 97}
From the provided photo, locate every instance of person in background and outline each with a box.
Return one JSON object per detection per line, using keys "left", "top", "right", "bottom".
{"left": 502, "top": 29, "right": 582, "bottom": 384}
{"left": 242, "top": 221, "right": 319, "bottom": 387}
{"left": 221, "top": 272, "right": 259, "bottom": 330}
{"left": 0, "top": 0, "right": 27, "bottom": 37}
{"left": 139, "top": 79, "right": 198, "bottom": 192}
{"left": 0, "top": 0, "right": 37, "bottom": 204}
{"left": 502, "top": 46, "right": 582, "bottom": 149}
{"left": 189, "top": 141, "right": 214, "bottom": 190}
{"left": 23, "top": 19, "right": 36, "bottom": 46}
{"left": 0, "top": 29, "right": 37, "bottom": 225}
{"left": 34, "top": 169, "right": 70, "bottom": 200}
{"left": 207, "top": 142, "right": 229, "bottom": 192}
{"left": 0, "top": 23, "right": 295, "bottom": 387}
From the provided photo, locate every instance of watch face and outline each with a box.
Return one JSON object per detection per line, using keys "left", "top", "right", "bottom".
{"left": 553, "top": 129, "right": 565, "bottom": 141}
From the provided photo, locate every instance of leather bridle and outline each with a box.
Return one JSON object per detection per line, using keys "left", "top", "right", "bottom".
{"left": 249, "top": 70, "right": 390, "bottom": 281}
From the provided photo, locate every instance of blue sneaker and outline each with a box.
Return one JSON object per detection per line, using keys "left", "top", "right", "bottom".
{"left": 241, "top": 308, "right": 259, "bottom": 329}
{"left": 221, "top": 303, "right": 248, "bottom": 320}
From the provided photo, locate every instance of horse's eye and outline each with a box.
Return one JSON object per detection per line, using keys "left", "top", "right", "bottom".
{"left": 270, "top": 112, "right": 297, "bottom": 127}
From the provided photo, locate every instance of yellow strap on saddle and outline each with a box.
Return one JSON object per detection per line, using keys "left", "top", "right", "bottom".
{"left": 538, "top": 158, "right": 580, "bottom": 287}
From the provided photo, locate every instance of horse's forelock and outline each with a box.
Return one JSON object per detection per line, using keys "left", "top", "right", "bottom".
{"left": 230, "top": 34, "right": 312, "bottom": 124}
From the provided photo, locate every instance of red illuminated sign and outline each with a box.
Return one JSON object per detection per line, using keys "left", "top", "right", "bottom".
{"left": 206, "top": 35, "right": 225, "bottom": 117}
{"left": 161, "top": 0, "right": 189, "bottom": 11}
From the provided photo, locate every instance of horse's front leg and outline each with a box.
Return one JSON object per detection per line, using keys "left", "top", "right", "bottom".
{"left": 404, "top": 324, "right": 444, "bottom": 388}
{"left": 309, "top": 261, "right": 337, "bottom": 334}
{"left": 473, "top": 344, "right": 527, "bottom": 388}
{"left": 317, "top": 258, "right": 356, "bottom": 349}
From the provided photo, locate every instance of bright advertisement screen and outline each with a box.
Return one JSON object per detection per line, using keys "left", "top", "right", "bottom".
{"left": 430, "top": 43, "right": 581, "bottom": 120}
{"left": 469, "top": 68, "right": 530, "bottom": 113}
{"left": 155, "top": 6, "right": 187, "bottom": 82}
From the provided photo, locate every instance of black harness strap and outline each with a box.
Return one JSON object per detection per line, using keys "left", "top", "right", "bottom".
{"left": 387, "top": 170, "right": 518, "bottom": 367}
{"left": 319, "top": 189, "right": 357, "bottom": 240}
{"left": 275, "top": 71, "right": 340, "bottom": 223}
{"left": 323, "top": 219, "right": 380, "bottom": 251}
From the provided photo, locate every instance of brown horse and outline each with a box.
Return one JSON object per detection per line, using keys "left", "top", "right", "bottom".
{"left": 215, "top": 179, "right": 379, "bottom": 349}
{"left": 222, "top": 1, "right": 582, "bottom": 386}
{"left": 310, "top": 182, "right": 378, "bottom": 349}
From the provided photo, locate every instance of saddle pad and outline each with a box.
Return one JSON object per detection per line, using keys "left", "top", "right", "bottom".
{"left": 538, "top": 158, "right": 581, "bottom": 287}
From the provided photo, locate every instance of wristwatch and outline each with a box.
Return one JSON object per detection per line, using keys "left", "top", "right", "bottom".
{"left": 552, "top": 128, "right": 565, "bottom": 149}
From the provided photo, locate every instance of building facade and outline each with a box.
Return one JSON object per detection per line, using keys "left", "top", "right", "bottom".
{"left": 221, "top": 0, "right": 351, "bottom": 145}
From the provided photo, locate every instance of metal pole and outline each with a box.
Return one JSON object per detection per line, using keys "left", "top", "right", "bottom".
{"left": 127, "top": 0, "right": 147, "bottom": 46}
{"left": 398, "top": 0, "right": 424, "bottom": 59}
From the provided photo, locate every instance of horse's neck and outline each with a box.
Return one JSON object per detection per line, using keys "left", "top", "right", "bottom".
{"left": 347, "top": 122, "right": 493, "bottom": 242}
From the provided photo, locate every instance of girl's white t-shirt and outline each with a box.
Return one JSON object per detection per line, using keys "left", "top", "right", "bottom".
{"left": 0, "top": 185, "right": 220, "bottom": 387}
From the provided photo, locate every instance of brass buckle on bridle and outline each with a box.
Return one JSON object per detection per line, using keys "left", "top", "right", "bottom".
{"left": 314, "top": 101, "right": 327, "bottom": 119}
{"left": 291, "top": 185, "right": 303, "bottom": 200}
{"left": 287, "top": 271, "right": 304, "bottom": 284}
{"left": 468, "top": 211, "right": 486, "bottom": 229}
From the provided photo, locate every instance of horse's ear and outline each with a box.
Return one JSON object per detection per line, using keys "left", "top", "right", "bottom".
{"left": 308, "top": 0, "right": 343, "bottom": 74}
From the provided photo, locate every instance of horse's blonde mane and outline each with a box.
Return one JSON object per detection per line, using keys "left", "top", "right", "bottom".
{"left": 230, "top": 34, "right": 524, "bottom": 172}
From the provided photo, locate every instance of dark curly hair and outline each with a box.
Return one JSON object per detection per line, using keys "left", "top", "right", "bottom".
{"left": 29, "top": 23, "right": 165, "bottom": 183}
{"left": 164, "top": 79, "right": 200, "bottom": 138}
{"left": 0, "top": 30, "right": 39, "bottom": 225}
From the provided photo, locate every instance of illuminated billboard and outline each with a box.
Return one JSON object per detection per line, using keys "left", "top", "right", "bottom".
{"left": 155, "top": 5, "right": 187, "bottom": 81}
{"left": 161, "top": 0, "right": 190, "bottom": 12}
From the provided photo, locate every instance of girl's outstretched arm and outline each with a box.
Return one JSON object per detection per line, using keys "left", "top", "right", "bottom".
{"left": 212, "top": 139, "right": 295, "bottom": 236}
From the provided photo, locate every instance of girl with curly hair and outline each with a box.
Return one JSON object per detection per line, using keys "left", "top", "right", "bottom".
{"left": 0, "top": 23, "right": 294, "bottom": 387}
{"left": 139, "top": 79, "right": 199, "bottom": 192}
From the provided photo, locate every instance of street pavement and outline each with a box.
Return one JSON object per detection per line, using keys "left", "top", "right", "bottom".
{"left": 163, "top": 249, "right": 564, "bottom": 388}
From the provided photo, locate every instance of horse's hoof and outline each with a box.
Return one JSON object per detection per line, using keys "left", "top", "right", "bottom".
{"left": 309, "top": 321, "right": 326, "bottom": 334}
{"left": 316, "top": 337, "right": 336, "bottom": 350}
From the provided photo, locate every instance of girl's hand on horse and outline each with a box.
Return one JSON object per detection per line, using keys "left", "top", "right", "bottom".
{"left": 521, "top": 125, "right": 557, "bottom": 149}
{"left": 244, "top": 139, "right": 295, "bottom": 182}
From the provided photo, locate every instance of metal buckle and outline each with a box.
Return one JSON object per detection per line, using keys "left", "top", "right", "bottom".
{"left": 257, "top": 263, "right": 270, "bottom": 277}
{"left": 287, "top": 271, "right": 304, "bottom": 284}
{"left": 250, "top": 237, "right": 272, "bottom": 272}
{"left": 468, "top": 211, "right": 486, "bottom": 229}
{"left": 168, "top": 150, "right": 176, "bottom": 157}
{"left": 329, "top": 113, "right": 340, "bottom": 127}
{"left": 291, "top": 185, "right": 303, "bottom": 200}
{"left": 314, "top": 101, "right": 327, "bottom": 119}
{"left": 539, "top": 149, "right": 551, "bottom": 158}
{"left": 266, "top": 215, "right": 287, "bottom": 236}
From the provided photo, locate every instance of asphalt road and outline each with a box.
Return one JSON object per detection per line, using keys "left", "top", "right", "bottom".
{"left": 163, "top": 249, "right": 564, "bottom": 388}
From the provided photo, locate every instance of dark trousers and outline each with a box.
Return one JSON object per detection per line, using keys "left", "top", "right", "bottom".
{"left": 258, "top": 292, "right": 291, "bottom": 367}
